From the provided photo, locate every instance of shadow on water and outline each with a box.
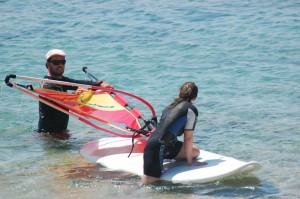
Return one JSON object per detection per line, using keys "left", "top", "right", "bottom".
{"left": 36, "top": 132, "right": 140, "bottom": 183}
{"left": 141, "top": 173, "right": 279, "bottom": 198}
{"left": 57, "top": 157, "right": 280, "bottom": 198}
{"left": 40, "top": 135, "right": 74, "bottom": 151}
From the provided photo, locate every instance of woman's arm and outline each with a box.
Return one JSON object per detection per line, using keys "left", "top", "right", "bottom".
{"left": 184, "top": 130, "right": 194, "bottom": 165}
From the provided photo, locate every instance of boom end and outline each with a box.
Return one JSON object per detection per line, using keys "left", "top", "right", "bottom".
{"left": 4, "top": 74, "right": 16, "bottom": 87}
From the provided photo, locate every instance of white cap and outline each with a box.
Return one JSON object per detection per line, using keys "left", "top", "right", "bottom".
{"left": 45, "top": 49, "right": 66, "bottom": 60}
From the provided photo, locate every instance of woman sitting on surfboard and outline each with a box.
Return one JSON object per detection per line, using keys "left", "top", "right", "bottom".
{"left": 143, "top": 82, "right": 205, "bottom": 184}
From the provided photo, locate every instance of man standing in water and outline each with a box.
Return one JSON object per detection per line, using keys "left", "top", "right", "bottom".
{"left": 37, "top": 49, "right": 112, "bottom": 138}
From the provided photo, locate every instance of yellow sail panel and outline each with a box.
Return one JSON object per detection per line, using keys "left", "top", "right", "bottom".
{"left": 82, "top": 92, "right": 126, "bottom": 111}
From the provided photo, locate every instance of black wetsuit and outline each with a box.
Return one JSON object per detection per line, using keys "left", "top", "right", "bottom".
{"left": 143, "top": 101, "right": 198, "bottom": 178}
{"left": 37, "top": 75, "right": 100, "bottom": 134}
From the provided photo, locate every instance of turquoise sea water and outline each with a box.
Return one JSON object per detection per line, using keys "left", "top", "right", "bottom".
{"left": 1, "top": 0, "right": 299, "bottom": 198}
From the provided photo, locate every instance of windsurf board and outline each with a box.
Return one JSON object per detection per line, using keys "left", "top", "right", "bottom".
{"left": 79, "top": 137, "right": 261, "bottom": 183}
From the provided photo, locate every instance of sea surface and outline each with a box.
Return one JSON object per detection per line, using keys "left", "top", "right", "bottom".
{"left": 0, "top": 0, "right": 299, "bottom": 198}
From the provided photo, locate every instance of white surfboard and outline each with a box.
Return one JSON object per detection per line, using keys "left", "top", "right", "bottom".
{"left": 79, "top": 137, "right": 261, "bottom": 183}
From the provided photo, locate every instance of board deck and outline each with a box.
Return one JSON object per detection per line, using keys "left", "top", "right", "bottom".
{"left": 79, "top": 137, "right": 261, "bottom": 183}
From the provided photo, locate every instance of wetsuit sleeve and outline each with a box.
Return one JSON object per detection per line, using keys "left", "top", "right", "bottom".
{"left": 42, "top": 81, "right": 65, "bottom": 91}
{"left": 65, "top": 77, "right": 100, "bottom": 86}
{"left": 185, "top": 108, "right": 197, "bottom": 130}
{"left": 61, "top": 77, "right": 101, "bottom": 91}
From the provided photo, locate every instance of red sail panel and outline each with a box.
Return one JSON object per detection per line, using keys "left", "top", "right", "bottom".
{"left": 35, "top": 88, "right": 142, "bottom": 130}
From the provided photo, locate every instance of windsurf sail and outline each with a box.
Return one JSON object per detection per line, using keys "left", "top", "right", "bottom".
{"left": 5, "top": 74, "right": 157, "bottom": 138}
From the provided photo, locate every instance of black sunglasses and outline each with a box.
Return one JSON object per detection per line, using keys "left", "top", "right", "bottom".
{"left": 49, "top": 60, "right": 66, "bottom": 65}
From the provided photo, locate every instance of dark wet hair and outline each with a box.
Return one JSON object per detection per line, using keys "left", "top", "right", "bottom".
{"left": 169, "top": 82, "right": 198, "bottom": 108}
